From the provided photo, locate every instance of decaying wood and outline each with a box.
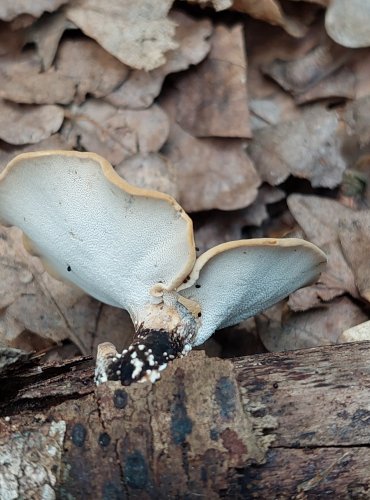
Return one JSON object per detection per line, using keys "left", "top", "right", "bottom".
{"left": 1, "top": 342, "right": 370, "bottom": 498}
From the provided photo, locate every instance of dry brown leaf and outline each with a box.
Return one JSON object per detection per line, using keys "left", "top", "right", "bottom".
{"left": 0, "top": 100, "right": 64, "bottom": 145}
{"left": 0, "top": 226, "right": 135, "bottom": 356}
{"left": 185, "top": 0, "right": 232, "bottom": 10}
{"left": 92, "top": 305, "right": 134, "bottom": 357}
{"left": 106, "top": 10, "right": 212, "bottom": 109}
{"left": 0, "top": 24, "right": 24, "bottom": 56}
{"left": 233, "top": 0, "right": 308, "bottom": 38}
{"left": 0, "top": 0, "right": 67, "bottom": 21}
{"left": 287, "top": 194, "right": 359, "bottom": 310}
{"left": 249, "top": 105, "right": 346, "bottom": 188}
{"left": 187, "top": 0, "right": 308, "bottom": 36}
{"left": 326, "top": 0, "right": 370, "bottom": 49}
{"left": 116, "top": 153, "right": 178, "bottom": 199}
{"left": 257, "top": 297, "right": 368, "bottom": 352}
{"left": 294, "top": 67, "right": 356, "bottom": 105}
{"left": 0, "top": 47, "right": 76, "bottom": 106}
{"left": 338, "top": 211, "right": 370, "bottom": 303}
{"left": 0, "top": 226, "right": 94, "bottom": 353}
{"left": 0, "top": 67, "right": 75, "bottom": 105}
{"left": 0, "top": 134, "right": 70, "bottom": 173}
{"left": 263, "top": 39, "right": 350, "bottom": 98}
{"left": 0, "top": 37, "right": 128, "bottom": 105}
{"left": 24, "top": 11, "right": 74, "bottom": 70}
{"left": 160, "top": 85, "right": 260, "bottom": 211}
{"left": 340, "top": 320, "right": 370, "bottom": 344}
{"left": 161, "top": 122, "right": 260, "bottom": 211}
{"left": 173, "top": 24, "right": 250, "bottom": 138}
{"left": 62, "top": 100, "right": 169, "bottom": 165}
{"left": 193, "top": 186, "right": 284, "bottom": 252}
{"left": 246, "top": 20, "right": 322, "bottom": 128}
{"left": 56, "top": 38, "right": 129, "bottom": 103}
{"left": 65, "top": 0, "right": 177, "bottom": 71}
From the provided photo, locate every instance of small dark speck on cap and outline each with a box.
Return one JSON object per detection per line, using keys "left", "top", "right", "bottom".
{"left": 67, "top": 265, "right": 72, "bottom": 272}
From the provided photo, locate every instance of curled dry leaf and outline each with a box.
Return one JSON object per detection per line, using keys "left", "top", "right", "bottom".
{"left": 338, "top": 211, "right": 370, "bottom": 303}
{"left": 173, "top": 24, "right": 251, "bottom": 138}
{"left": 249, "top": 105, "right": 346, "bottom": 188}
{"left": 287, "top": 194, "right": 359, "bottom": 310}
{"left": 0, "top": 0, "right": 67, "bottom": 21}
{"left": 56, "top": 38, "right": 129, "bottom": 103}
{"left": 340, "top": 320, "right": 370, "bottom": 344}
{"left": 326, "top": 0, "right": 370, "bottom": 49}
{"left": 0, "top": 100, "right": 64, "bottom": 145}
{"left": 160, "top": 86, "right": 260, "bottom": 211}
{"left": 232, "top": 0, "right": 308, "bottom": 38}
{"left": 106, "top": 10, "right": 212, "bottom": 109}
{"left": 62, "top": 100, "right": 169, "bottom": 165}
{"left": 185, "top": 0, "right": 232, "bottom": 10}
{"left": 0, "top": 226, "right": 135, "bottom": 355}
{"left": 0, "top": 134, "right": 69, "bottom": 174}
{"left": 294, "top": 67, "right": 356, "bottom": 105}
{"left": 0, "top": 67, "right": 75, "bottom": 105}
{"left": 161, "top": 122, "right": 260, "bottom": 211}
{"left": 116, "top": 153, "right": 178, "bottom": 199}
{"left": 263, "top": 38, "right": 351, "bottom": 100}
{"left": 0, "top": 226, "right": 93, "bottom": 353}
{"left": 65, "top": 0, "right": 177, "bottom": 71}
{"left": 0, "top": 38, "right": 129, "bottom": 105}
{"left": 194, "top": 186, "right": 285, "bottom": 253}
{"left": 257, "top": 297, "right": 367, "bottom": 352}
{"left": 187, "top": 0, "right": 308, "bottom": 37}
{"left": 24, "top": 11, "right": 74, "bottom": 71}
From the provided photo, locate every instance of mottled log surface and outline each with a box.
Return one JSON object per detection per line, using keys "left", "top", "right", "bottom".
{"left": 1, "top": 342, "right": 370, "bottom": 499}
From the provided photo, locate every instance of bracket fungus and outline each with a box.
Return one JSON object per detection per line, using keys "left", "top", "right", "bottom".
{"left": 0, "top": 151, "right": 326, "bottom": 385}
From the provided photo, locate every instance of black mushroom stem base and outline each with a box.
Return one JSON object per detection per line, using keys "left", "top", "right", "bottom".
{"left": 105, "top": 328, "right": 187, "bottom": 386}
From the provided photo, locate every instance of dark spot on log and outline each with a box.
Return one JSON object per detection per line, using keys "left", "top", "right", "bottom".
{"left": 67, "top": 265, "right": 72, "bottom": 272}
{"left": 351, "top": 408, "right": 370, "bottom": 427}
{"left": 251, "top": 408, "right": 267, "bottom": 418}
{"left": 71, "top": 422, "right": 87, "bottom": 447}
{"left": 102, "top": 481, "right": 123, "bottom": 500}
{"left": 299, "top": 431, "right": 316, "bottom": 442}
{"left": 337, "top": 410, "right": 350, "bottom": 419}
{"left": 273, "top": 382, "right": 279, "bottom": 389}
{"left": 171, "top": 387, "right": 193, "bottom": 445}
{"left": 210, "top": 428, "right": 219, "bottom": 441}
{"left": 195, "top": 284, "right": 201, "bottom": 288}
{"left": 215, "top": 376, "right": 236, "bottom": 421}
{"left": 248, "top": 379, "right": 267, "bottom": 393}
{"left": 124, "top": 450, "right": 148, "bottom": 489}
{"left": 113, "top": 389, "right": 128, "bottom": 409}
{"left": 201, "top": 466, "right": 207, "bottom": 482}
{"left": 197, "top": 312, "right": 202, "bottom": 317}
{"left": 98, "top": 432, "right": 111, "bottom": 447}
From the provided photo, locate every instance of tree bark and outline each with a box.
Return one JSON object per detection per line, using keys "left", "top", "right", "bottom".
{"left": 1, "top": 342, "right": 370, "bottom": 499}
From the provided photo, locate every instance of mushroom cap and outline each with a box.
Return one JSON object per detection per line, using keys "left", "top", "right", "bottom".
{"left": 178, "top": 238, "right": 327, "bottom": 346}
{"left": 0, "top": 151, "right": 196, "bottom": 317}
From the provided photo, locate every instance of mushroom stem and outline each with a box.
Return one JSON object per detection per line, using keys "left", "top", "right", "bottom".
{"left": 106, "top": 328, "right": 191, "bottom": 386}
{"left": 95, "top": 298, "right": 198, "bottom": 386}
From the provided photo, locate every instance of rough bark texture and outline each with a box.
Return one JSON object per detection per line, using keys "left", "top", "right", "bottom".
{"left": 1, "top": 342, "right": 370, "bottom": 498}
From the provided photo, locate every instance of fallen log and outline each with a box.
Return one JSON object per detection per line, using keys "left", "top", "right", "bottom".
{"left": 1, "top": 342, "right": 370, "bottom": 499}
